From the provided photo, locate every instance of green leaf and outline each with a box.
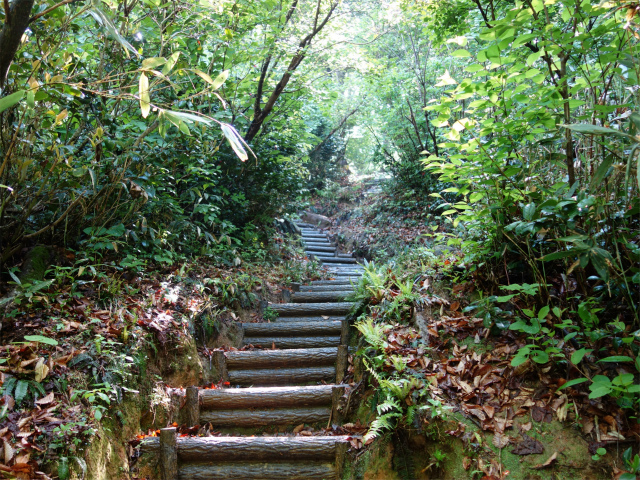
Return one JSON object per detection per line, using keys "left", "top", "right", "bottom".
{"left": 558, "top": 378, "right": 588, "bottom": 390}
{"left": 523, "top": 202, "right": 536, "bottom": 221}
{"left": 139, "top": 73, "right": 150, "bottom": 118}
{"left": 597, "top": 355, "right": 633, "bottom": 363}
{"left": 87, "top": 7, "right": 139, "bottom": 57}
{"left": 162, "top": 52, "right": 180, "bottom": 75}
{"left": 588, "top": 386, "right": 611, "bottom": 399}
{"left": 571, "top": 348, "right": 589, "bottom": 364}
{"left": 192, "top": 69, "right": 215, "bottom": 85}
{"left": 0, "top": 90, "right": 26, "bottom": 114}
{"left": 452, "top": 49, "right": 471, "bottom": 58}
{"left": 531, "top": 350, "right": 549, "bottom": 364}
{"left": 210, "top": 70, "right": 229, "bottom": 90}
{"left": 142, "top": 57, "right": 167, "bottom": 69}
{"left": 563, "top": 124, "right": 637, "bottom": 141}
{"left": 510, "top": 354, "right": 529, "bottom": 367}
{"left": 221, "top": 123, "right": 250, "bottom": 161}
{"left": 537, "top": 305, "right": 549, "bottom": 320}
{"left": 15, "top": 380, "right": 29, "bottom": 404}
{"left": 24, "top": 335, "right": 59, "bottom": 345}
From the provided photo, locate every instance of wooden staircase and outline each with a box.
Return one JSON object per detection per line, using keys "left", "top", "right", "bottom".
{"left": 141, "top": 223, "right": 361, "bottom": 479}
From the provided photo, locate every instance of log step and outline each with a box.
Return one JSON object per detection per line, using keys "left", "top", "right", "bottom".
{"left": 304, "top": 246, "right": 336, "bottom": 253}
{"left": 290, "top": 291, "right": 352, "bottom": 303}
{"left": 302, "top": 234, "right": 328, "bottom": 240}
{"left": 306, "top": 251, "right": 337, "bottom": 257}
{"left": 200, "top": 385, "right": 335, "bottom": 409}
{"left": 304, "top": 241, "right": 334, "bottom": 246}
{"left": 228, "top": 366, "right": 335, "bottom": 386}
{"left": 316, "top": 256, "right": 357, "bottom": 264}
{"left": 179, "top": 461, "right": 337, "bottom": 480}
{"left": 308, "top": 280, "right": 357, "bottom": 286}
{"left": 242, "top": 321, "right": 342, "bottom": 336}
{"left": 299, "top": 285, "right": 355, "bottom": 292}
{"left": 141, "top": 435, "right": 350, "bottom": 461}
{"left": 273, "top": 316, "right": 346, "bottom": 322}
{"left": 226, "top": 347, "right": 337, "bottom": 369}
{"left": 270, "top": 302, "right": 353, "bottom": 316}
{"left": 242, "top": 336, "right": 340, "bottom": 349}
{"left": 200, "top": 406, "right": 331, "bottom": 427}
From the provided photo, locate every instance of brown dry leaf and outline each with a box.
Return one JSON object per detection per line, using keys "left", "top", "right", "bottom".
{"left": 492, "top": 433, "right": 510, "bottom": 449}
{"left": 511, "top": 433, "right": 544, "bottom": 455}
{"left": 293, "top": 424, "right": 305, "bottom": 434}
{"left": 34, "top": 358, "right": 49, "bottom": 383}
{"left": 532, "top": 452, "right": 558, "bottom": 469}
{"left": 556, "top": 395, "right": 568, "bottom": 422}
{"left": 462, "top": 456, "right": 472, "bottom": 470}
{"left": 4, "top": 439, "right": 14, "bottom": 463}
{"left": 35, "top": 392, "right": 54, "bottom": 405}
{"left": 521, "top": 421, "right": 532, "bottom": 432}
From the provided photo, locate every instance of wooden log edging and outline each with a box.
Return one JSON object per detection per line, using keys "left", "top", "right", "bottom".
{"left": 299, "top": 285, "right": 355, "bottom": 292}
{"left": 186, "top": 386, "right": 199, "bottom": 427}
{"left": 336, "top": 345, "right": 348, "bottom": 384}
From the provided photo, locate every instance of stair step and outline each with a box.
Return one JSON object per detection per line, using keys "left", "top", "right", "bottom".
{"left": 316, "top": 256, "right": 357, "bottom": 264}
{"left": 290, "top": 291, "right": 352, "bottom": 303}
{"left": 303, "top": 246, "right": 336, "bottom": 253}
{"left": 271, "top": 302, "right": 353, "bottom": 316}
{"left": 273, "top": 316, "right": 346, "bottom": 322}
{"left": 141, "top": 435, "right": 350, "bottom": 461}
{"left": 306, "top": 250, "right": 337, "bottom": 257}
{"left": 309, "top": 280, "right": 357, "bottom": 286}
{"left": 242, "top": 336, "right": 340, "bottom": 349}
{"left": 201, "top": 406, "right": 331, "bottom": 427}
{"left": 302, "top": 234, "right": 328, "bottom": 239}
{"left": 243, "top": 321, "right": 342, "bottom": 336}
{"left": 226, "top": 347, "right": 337, "bottom": 369}
{"left": 200, "top": 385, "right": 335, "bottom": 409}
{"left": 299, "top": 285, "right": 354, "bottom": 292}
{"left": 229, "top": 366, "right": 335, "bottom": 386}
{"left": 179, "top": 460, "right": 337, "bottom": 479}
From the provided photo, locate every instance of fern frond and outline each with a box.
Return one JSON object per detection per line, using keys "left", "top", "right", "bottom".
{"left": 363, "top": 411, "right": 401, "bottom": 443}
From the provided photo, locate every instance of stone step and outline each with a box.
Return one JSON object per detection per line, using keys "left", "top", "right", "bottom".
{"left": 242, "top": 321, "right": 342, "bottom": 336}
{"left": 242, "top": 336, "right": 340, "bottom": 349}
{"left": 270, "top": 302, "right": 353, "bottom": 316}
{"left": 291, "top": 291, "right": 352, "bottom": 303}
{"left": 229, "top": 366, "right": 336, "bottom": 386}
{"left": 225, "top": 347, "right": 337, "bottom": 369}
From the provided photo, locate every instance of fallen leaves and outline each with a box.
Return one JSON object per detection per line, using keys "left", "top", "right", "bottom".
{"left": 511, "top": 433, "right": 544, "bottom": 455}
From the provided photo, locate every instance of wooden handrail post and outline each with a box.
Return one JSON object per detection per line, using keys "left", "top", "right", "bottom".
{"left": 185, "top": 386, "right": 200, "bottom": 428}
{"left": 159, "top": 427, "right": 177, "bottom": 480}
{"left": 336, "top": 345, "right": 348, "bottom": 383}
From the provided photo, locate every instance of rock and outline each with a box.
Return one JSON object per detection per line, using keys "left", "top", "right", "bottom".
{"left": 301, "top": 212, "right": 332, "bottom": 228}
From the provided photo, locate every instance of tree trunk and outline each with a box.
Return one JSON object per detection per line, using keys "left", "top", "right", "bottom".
{"left": 0, "top": 0, "right": 36, "bottom": 88}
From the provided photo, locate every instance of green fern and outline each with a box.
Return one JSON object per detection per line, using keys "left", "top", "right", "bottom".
{"left": 363, "top": 411, "right": 401, "bottom": 443}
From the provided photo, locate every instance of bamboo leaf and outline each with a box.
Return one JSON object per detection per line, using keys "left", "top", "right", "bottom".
{"left": 139, "top": 73, "right": 150, "bottom": 118}
{"left": 0, "top": 91, "right": 26, "bottom": 114}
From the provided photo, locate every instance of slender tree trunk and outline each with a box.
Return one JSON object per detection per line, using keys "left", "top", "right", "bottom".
{"left": 0, "top": 0, "right": 36, "bottom": 89}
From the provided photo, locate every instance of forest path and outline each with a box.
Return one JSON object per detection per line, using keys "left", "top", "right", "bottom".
{"left": 141, "top": 223, "right": 362, "bottom": 479}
